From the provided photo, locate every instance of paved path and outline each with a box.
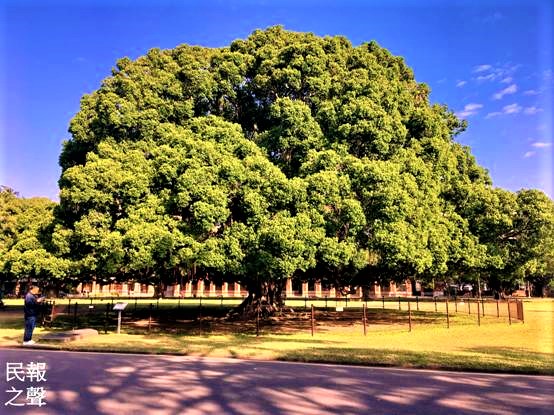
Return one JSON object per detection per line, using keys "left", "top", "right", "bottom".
{"left": 0, "top": 348, "right": 552, "bottom": 414}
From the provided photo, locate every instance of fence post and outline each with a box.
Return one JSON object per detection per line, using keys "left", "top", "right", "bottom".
{"left": 477, "top": 298, "right": 481, "bottom": 326}
{"left": 408, "top": 301, "right": 412, "bottom": 332}
{"left": 148, "top": 303, "right": 153, "bottom": 332}
{"left": 256, "top": 305, "right": 260, "bottom": 337}
{"left": 434, "top": 296, "right": 437, "bottom": 312}
{"left": 311, "top": 304, "right": 315, "bottom": 337}
{"left": 446, "top": 299, "right": 450, "bottom": 329}
{"left": 520, "top": 300, "right": 524, "bottom": 324}
{"left": 468, "top": 299, "right": 471, "bottom": 315}
{"left": 117, "top": 307, "right": 122, "bottom": 334}
{"left": 325, "top": 295, "right": 328, "bottom": 311}
{"left": 73, "top": 302, "right": 78, "bottom": 330}
{"left": 507, "top": 299, "right": 512, "bottom": 325}
{"left": 416, "top": 295, "right": 419, "bottom": 311}
{"left": 198, "top": 302, "right": 203, "bottom": 333}
{"left": 104, "top": 303, "right": 109, "bottom": 334}
{"left": 496, "top": 300, "right": 500, "bottom": 318}
{"left": 363, "top": 303, "right": 367, "bottom": 336}
{"left": 382, "top": 295, "right": 385, "bottom": 309}
{"left": 88, "top": 301, "right": 93, "bottom": 325}
{"left": 50, "top": 301, "right": 56, "bottom": 328}
{"left": 455, "top": 299, "right": 458, "bottom": 313}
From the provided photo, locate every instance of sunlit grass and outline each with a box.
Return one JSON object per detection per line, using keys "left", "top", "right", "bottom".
{"left": 1, "top": 298, "right": 552, "bottom": 374}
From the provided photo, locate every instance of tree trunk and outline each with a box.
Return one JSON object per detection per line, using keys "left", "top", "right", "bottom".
{"left": 410, "top": 277, "right": 418, "bottom": 296}
{"left": 229, "top": 280, "right": 288, "bottom": 319}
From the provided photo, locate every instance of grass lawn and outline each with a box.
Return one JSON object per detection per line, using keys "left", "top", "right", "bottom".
{"left": 1, "top": 298, "right": 552, "bottom": 374}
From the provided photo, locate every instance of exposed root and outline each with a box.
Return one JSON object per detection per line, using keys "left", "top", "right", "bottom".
{"left": 226, "top": 295, "right": 292, "bottom": 320}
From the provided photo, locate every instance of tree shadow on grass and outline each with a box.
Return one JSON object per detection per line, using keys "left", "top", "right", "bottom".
{"left": 45, "top": 306, "right": 488, "bottom": 341}
{"left": 0, "top": 318, "right": 23, "bottom": 330}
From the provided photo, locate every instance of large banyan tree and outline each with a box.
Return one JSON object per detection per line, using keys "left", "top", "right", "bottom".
{"left": 54, "top": 26, "right": 554, "bottom": 313}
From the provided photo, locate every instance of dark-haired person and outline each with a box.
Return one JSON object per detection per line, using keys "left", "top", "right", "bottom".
{"left": 23, "top": 285, "right": 44, "bottom": 345}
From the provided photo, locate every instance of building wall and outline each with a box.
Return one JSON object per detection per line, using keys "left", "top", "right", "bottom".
{"left": 82, "top": 278, "right": 415, "bottom": 298}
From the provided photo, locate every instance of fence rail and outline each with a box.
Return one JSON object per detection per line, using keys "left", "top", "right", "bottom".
{"left": 31, "top": 295, "right": 525, "bottom": 336}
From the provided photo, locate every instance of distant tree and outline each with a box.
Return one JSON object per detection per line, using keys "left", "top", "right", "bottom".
{"left": 455, "top": 186, "right": 554, "bottom": 295}
{"left": 495, "top": 190, "right": 554, "bottom": 295}
{"left": 0, "top": 187, "right": 69, "bottom": 289}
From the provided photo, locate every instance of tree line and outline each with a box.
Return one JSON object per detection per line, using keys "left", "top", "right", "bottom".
{"left": 1, "top": 27, "right": 553, "bottom": 311}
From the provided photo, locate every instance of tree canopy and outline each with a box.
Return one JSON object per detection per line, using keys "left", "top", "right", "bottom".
{"left": 2, "top": 27, "right": 553, "bottom": 304}
{"left": 0, "top": 186, "right": 70, "bottom": 288}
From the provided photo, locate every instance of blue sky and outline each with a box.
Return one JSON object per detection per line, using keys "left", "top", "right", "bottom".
{"left": 1, "top": 0, "right": 552, "bottom": 200}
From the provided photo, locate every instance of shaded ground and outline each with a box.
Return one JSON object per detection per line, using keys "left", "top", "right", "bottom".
{"left": 2, "top": 296, "right": 523, "bottom": 336}
{"left": 1, "top": 349, "right": 552, "bottom": 415}
{"left": 38, "top": 305, "right": 457, "bottom": 336}
{"left": 2, "top": 302, "right": 450, "bottom": 335}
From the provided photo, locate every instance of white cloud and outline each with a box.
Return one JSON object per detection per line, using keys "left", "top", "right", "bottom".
{"left": 503, "top": 103, "right": 522, "bottom": 114}
{"left": 531, "top": 142, "right": 552, "bottom": 148}
{"left": 465, "top": 103, "right": 483, "bottom": 111}
{"left": 485, "top": 103, "right": 522, "bottom": 118}
{"left": 523, "top": 142, "right": 551, "bottom": 159}
{"left": 477, "top": 74, "right": 496, "bottom": 82}
{"left": 473, "top": 64, "right": 492, "bottom": 73}
{"left": 457, "top": 111, "right": 477, "bottom": 118}
{"left": 456, "top": 80, "right": 467, "bottom": 87}
{"left": 473, "top": 63, "right": 520, "bottom": 83}
{"left": 523, "top": 106, "right": 543, "bottom": 115}
{"left": 492, "top": 84, "right": 518, "bottom": 100}
{"left": 523, "top": 89, "right": 540, "bottom": 96}
{"left": 508, "top": 64, "right": 522, "bottom": 72}
{"left": 455, "top": 103, "right": 483, "bottom": 118}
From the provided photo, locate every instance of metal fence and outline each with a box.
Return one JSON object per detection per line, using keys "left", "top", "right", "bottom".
{"left": 34, "top": 295, "right": 525, "bottom": 337}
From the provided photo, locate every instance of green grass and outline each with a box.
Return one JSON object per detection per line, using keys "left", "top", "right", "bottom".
{"left": 1, "top": 295, "right": 503, "bottom": 318}
{"left": 1, "top": 298, "right": 552, "bottom": 374}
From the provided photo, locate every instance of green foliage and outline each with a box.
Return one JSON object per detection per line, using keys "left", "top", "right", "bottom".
{"left": 5, "top": 26, "right": 551, "bottom": 299}
{"left": 0, "top": 187, "right": 70, "bottom": 283}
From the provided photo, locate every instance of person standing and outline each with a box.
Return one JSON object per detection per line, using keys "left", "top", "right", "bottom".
{"left": 23, "top": 285, "right": 44, "bottom": 345}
